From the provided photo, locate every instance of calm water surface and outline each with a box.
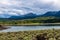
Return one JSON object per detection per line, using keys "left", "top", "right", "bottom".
{"left": 0, "top": 26, "right": 60, "bottom": 32}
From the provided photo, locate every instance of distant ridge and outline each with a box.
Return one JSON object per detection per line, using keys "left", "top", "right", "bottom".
{"left": 9, "top": 13, "right": 40, "bottom": 19}
{"left": 0, "top": 11, "right": 60, "bottom": 20}
{"left": 9, "top": 11, "right": 60, "bottom": 19}
{"left": 41, "top": 11, "right": 60, "bottom": 17}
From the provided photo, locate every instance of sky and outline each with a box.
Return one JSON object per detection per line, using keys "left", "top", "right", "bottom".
{"left": 0, "top": 0, "right": 60, "bottom": 18}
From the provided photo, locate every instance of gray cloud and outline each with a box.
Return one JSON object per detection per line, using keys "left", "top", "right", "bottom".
{"left": 0, "top": 0, "right": 60, "bottom": 17}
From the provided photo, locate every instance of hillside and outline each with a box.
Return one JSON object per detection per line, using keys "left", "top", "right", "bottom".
{"left": 41, "top": 11, "right": 60, "bottom": 17}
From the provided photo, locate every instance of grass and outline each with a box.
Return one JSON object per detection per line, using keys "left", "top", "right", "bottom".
{"left": 0, "top": 29, "right": 59, "bottom": 40}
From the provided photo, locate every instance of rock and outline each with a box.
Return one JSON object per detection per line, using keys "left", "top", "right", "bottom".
{"left": 0, "top": 25, "right": 9, "bottom": 30}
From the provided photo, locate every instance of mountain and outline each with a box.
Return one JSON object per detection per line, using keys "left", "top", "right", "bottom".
{"left": 10, "top": 13, "right": 40, "bottom": 19}
{"left": 55, "top": 11, "right": 60, "bottom": 17}
{"left": 41, "top": 11, "right": 57, "bottom": 17}
{"left": 9, "top": 11, "right": 60, "bottom": 19}
{"left": 41, "top": 11, "right": 60, "bottom": 17}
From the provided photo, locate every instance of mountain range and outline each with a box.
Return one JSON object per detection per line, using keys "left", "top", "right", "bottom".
{"left": 9, "top": 11, "right": 60, "bottom": 19}
{"left": 9, "top": 13, "right": 41, "bottom": 19}
{"left": 0, "top": 11, "right": 60, "bottom": 19}
{"left": 41, "top": 11, "right": 60, "bottom": 17}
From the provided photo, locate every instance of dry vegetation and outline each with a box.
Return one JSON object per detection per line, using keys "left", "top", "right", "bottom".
{"left": 0, "top": 29, "right": 59, "bottom": 40}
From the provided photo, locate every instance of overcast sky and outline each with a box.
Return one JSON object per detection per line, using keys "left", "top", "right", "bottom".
{"left": 0, "top": 0, "right": 60, "bottom": 17}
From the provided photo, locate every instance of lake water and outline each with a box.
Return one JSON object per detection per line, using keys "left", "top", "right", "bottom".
{"left": 0, "top": 26, "right": 60, "bottom": 32}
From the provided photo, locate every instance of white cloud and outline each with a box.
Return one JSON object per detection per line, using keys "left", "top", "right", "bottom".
{"left": 0, "top": 0, "right": 60, "bottom": 18}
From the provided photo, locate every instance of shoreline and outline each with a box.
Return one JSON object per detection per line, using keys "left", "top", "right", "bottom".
{"left": 1, "top": 23, "right": 60, "bottom": 26}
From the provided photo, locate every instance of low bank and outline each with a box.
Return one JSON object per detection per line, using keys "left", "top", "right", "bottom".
{"left": 1, "top": 23, "right": 60, "bottom": 26}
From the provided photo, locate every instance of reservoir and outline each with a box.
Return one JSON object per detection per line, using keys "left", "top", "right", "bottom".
{"left": 0, "top": 26, "right": 60, "bottom": 32}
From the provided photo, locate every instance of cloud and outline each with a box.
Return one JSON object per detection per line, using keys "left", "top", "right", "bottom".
{"left": 0, "top": 0, "right": 60, "bottom": 18}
